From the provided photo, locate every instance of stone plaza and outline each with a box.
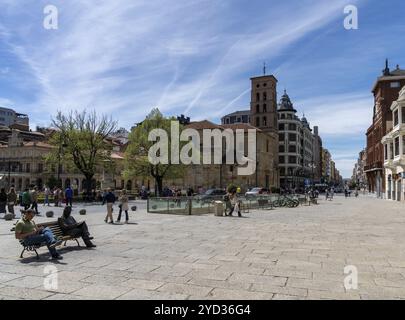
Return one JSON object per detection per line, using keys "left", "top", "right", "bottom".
{"left": 0, "top": 195, "right": 405, "bottom": 300}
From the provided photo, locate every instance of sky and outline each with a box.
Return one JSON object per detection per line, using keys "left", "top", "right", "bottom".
{"left": 0, "top": 0, "right": 404, "bottom": 178}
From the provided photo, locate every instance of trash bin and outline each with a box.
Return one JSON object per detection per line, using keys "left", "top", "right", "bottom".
{"left": 214, "top": 201, "right": 224, "bottom": 216}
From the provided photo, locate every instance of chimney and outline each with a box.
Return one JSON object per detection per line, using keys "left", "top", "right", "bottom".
{"left": 314, "top": 126, "right": 319, "bottom": 136}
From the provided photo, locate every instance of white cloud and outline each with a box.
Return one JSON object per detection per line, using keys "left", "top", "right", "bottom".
{"left": 0, "top": 0, "right": 360, "bottom": 128}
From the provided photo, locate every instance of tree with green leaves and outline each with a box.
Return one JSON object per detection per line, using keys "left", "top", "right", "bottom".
{"left": 47, "top": 110, "right": 117, "bottom": 196}
{"left": 124, "top": 108, "right": 185, "bottom": 196}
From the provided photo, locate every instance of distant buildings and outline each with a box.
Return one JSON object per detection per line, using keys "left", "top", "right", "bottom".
{"left": 352, "top": 149, "right": 367, "bottom": 189}
{"left": 365, "top": 60, "right": 405, "bottom": 197}
{"left": 0, "top": 106, "right": 29, "bottom": 131}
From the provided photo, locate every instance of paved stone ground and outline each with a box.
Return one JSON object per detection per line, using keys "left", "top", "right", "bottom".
{"left": 0, "top": 195, "right": 405, "bottom": 300}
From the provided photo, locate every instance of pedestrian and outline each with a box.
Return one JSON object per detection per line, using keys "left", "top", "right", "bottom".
{"left": 0, "top": 188, "right": 7, "bottom": 215}
{"left": 22, "top": 188, "right": 31, "bottom": 210}
{"left": 30, "top": 187, "right": 39, "bottom": 215}
{"left": 65, "top": 185, "right": 73, "bottom": 207}
{"left": 103, "top": 188, "right": 116, "bottom": 224}
{"left": 330, "top": 187, "right": 334, "bottom": 200}
{"left": 7, "top": 187, "right": 17, "bottom": 218}
{"left": 228, "top": 191, "right": 242, "bottom": 217}
{"left": 54, "top": 188, "right": 59, "bottom": 207}
{"left": 117, "top": 189, "right": 129, "bottom": 223}
{"left": 325, "top": 188, "right": 329, "bottom": 200}
{"left": 44, "top": 186, "right": 51, "bottom": 206}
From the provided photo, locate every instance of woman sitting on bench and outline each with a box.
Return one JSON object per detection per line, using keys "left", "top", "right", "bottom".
{"left": 58, "top": 206, "right": 96, "bottom": 248}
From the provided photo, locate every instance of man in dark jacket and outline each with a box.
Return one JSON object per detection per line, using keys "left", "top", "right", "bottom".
{"left": 58, "top": 206, "right": 96, "bottom": 248}
{"left": 102, "top": 188, "right": 116, "bottom": 224}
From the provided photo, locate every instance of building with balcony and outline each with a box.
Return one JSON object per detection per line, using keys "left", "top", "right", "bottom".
{"left": 365, "top": 60, "right": 405, "bottom": 197}
{"left": 382, "top": 85, "right": 405, "bottom": 201}
{"left": 277, "top": 90, "right": 315, "bottom": 189}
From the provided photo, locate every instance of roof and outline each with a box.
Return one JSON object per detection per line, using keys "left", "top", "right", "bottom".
{"left": 186, "top": 120, "right": 222, "bottom": 130}
{"left": 221, "top": 123, "right": 262, "bottom": 132}
{"left": 278, "top": 90, "right": 297, "bottom": 112}
{"left": 186, "top": 120, "right": 261, "bottom": 133}
{"left": 221, "top": 110, "right": 250, "bottom": 118}
{"left": 372, "top": 64, "right": 405, "bottom": 92}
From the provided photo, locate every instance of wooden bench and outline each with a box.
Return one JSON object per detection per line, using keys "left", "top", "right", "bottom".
{"left": 11, "top": 220, "right": 81, "bottom": 259}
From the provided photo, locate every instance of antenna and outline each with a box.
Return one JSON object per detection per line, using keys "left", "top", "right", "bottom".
{"left": 263, "top": 62, "right": 266, "bottom": 76}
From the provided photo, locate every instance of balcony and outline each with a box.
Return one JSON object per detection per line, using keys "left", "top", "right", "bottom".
{"left": 364, "top": 161, "right": 383, "bottom": 172}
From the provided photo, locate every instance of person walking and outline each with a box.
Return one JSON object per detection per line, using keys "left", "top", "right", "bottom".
{"left": 22, "top": 188, "right": 31, "bottom": 210}
{"left": 7, "top": 187, "right": 17, "bottom": 218}
{"left": 0, "top": 188, "right": 7, "bottom": 215}
{"left": 117, "top": 189, "right": 129, "bottom": 223}
{"left": 53, "top": 188, "right": 59, "bottom": 207}
{"left": 65, "top": 186, "right": 73, "bottom": 207}
{"left": 44, "top": 186, "right": 51, "bottom": 206}
{"left": 330, "top": 187, "right": 335, "bottom": 200}
{"left": 103, "top": 188, "right": 116, "bottom": 224}
{"left": 325, "top": 188, "right": 329, "bottom": 201}
{"left": 30, "top": 187, "right": 39, "bottom": 215}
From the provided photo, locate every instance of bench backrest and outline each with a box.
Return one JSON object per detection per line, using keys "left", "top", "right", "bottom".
{"left": 13, "top": 220, "right": 64, "bottom": 245}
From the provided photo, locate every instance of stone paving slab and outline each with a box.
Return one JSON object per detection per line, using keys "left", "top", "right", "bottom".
{"left": 1, "top": 197, "right": 405, "bottom": 299}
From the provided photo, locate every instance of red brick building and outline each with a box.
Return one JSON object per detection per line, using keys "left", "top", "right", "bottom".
{"left": 365, "top": 60, "right": 405, "bottom": 197}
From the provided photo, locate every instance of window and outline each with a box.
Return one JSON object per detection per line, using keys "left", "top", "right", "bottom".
{"left": 26, "top": 163, "right": 31, "bottom": 173}
{"left": 263, "top": 92, "right": 267, "bottom": 101}
{"left": 288, "top": 145, "right": 296, "bottom": 153}
{"left": 263, "top": 104, "right": 267, "bottom": 112}
{"left": 279, "top": 156, "right": 285, "bottom": 164}
{"left": 281, "top": 114, "right": 285, "bottom": 119}
{"left": 256, "top": 105, "right": 260, "bottom": 113}
{"left": 288, "top": 133, "right": 296, "bottom": 142}
{"left": 390, "top": 143, "right": 394, "bottom": 159}
{"left": 289, "top": 123, "right": 297, "bottom": 131}
{"left": 394, "top": 109, "right": 399, "bottom": 126}
{"left": 391, "top": 82, "right": 400, "bottom": 88}
{"left": 279, "top": 133, "right": 285, "bottom": 141}
{"left": 38, "top": 163, "right": 43, "bottom": 173}
{"left": 402, "top": 137, "right": 405, "bottom": 155}
{"left": 279, "top": 167, "right": 285, "bottom": 175}
{"left": 278, "top": 123, "right": 285, "bottom": 130}
{"left": 402, "top": 108, "right": 405, "bottom": 124}
{"left": 279, "top": 145, "right": 285, "bottom": 152}
{"left": 385, "top": 143, "right": 388, "bottom": 160}
{"left": 266, "top": 140, "right": 269, "bottom": 153}
{"left": 256, "top": 93, "right": 260, "bottom": 102}
{"left": 287, "top": 114, "right": 292, "bottom": 119}
{"left": 395, "top": 137, "right": 400, "bottom": 156}
{"left": 263, "top": 116, "right": 267, "bottom": 126}
{"left": 288, "top": 156, "right": 297, "bottom": 164}
{"left": 256, "top": 117, "right": 260, "bottom": 127}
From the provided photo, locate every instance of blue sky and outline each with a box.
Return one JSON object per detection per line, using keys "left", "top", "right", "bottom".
{"left": 0, "top": 0, "right": 404, "bottom": 178}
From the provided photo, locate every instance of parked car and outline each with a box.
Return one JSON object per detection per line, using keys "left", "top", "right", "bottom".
{"left": 245, "top": 187, "right": 270, "bottom": 198}
{"left": 198, "top": 188, "right": 227, "bottom": 203}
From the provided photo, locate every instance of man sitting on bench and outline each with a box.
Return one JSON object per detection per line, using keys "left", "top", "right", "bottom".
{"left": 15, "top": 209, "right": 63, "bottom": 260}
{"left": 58, "top": 206, "right": 96, "bottom": 248}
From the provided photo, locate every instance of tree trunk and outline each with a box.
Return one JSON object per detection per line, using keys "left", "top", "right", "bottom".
{"left": 156, "top": 176, "right": 163, "bottom": 197}
{"left": 85, "top": 175, "right": 93, "bottom": 201}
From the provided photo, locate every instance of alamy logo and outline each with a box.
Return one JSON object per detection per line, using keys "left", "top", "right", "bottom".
{"left": 43, "top": 265, "right": 58, "bottom": 290}
{"left": 43, "top": 5, "right": 59, "bottom": 30}
{"left": 343, "top": 5, "right": 358, "bottom": 30}
{"left": 148, "top": 121, "right": 257, "bottom": 175}
{"left": 344, "top": 265, "right": 358, "bottom": 290}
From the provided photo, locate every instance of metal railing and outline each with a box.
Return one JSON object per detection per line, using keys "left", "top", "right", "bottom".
{"left": 147, "top": 194, "right": 313, "bottom": 215}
